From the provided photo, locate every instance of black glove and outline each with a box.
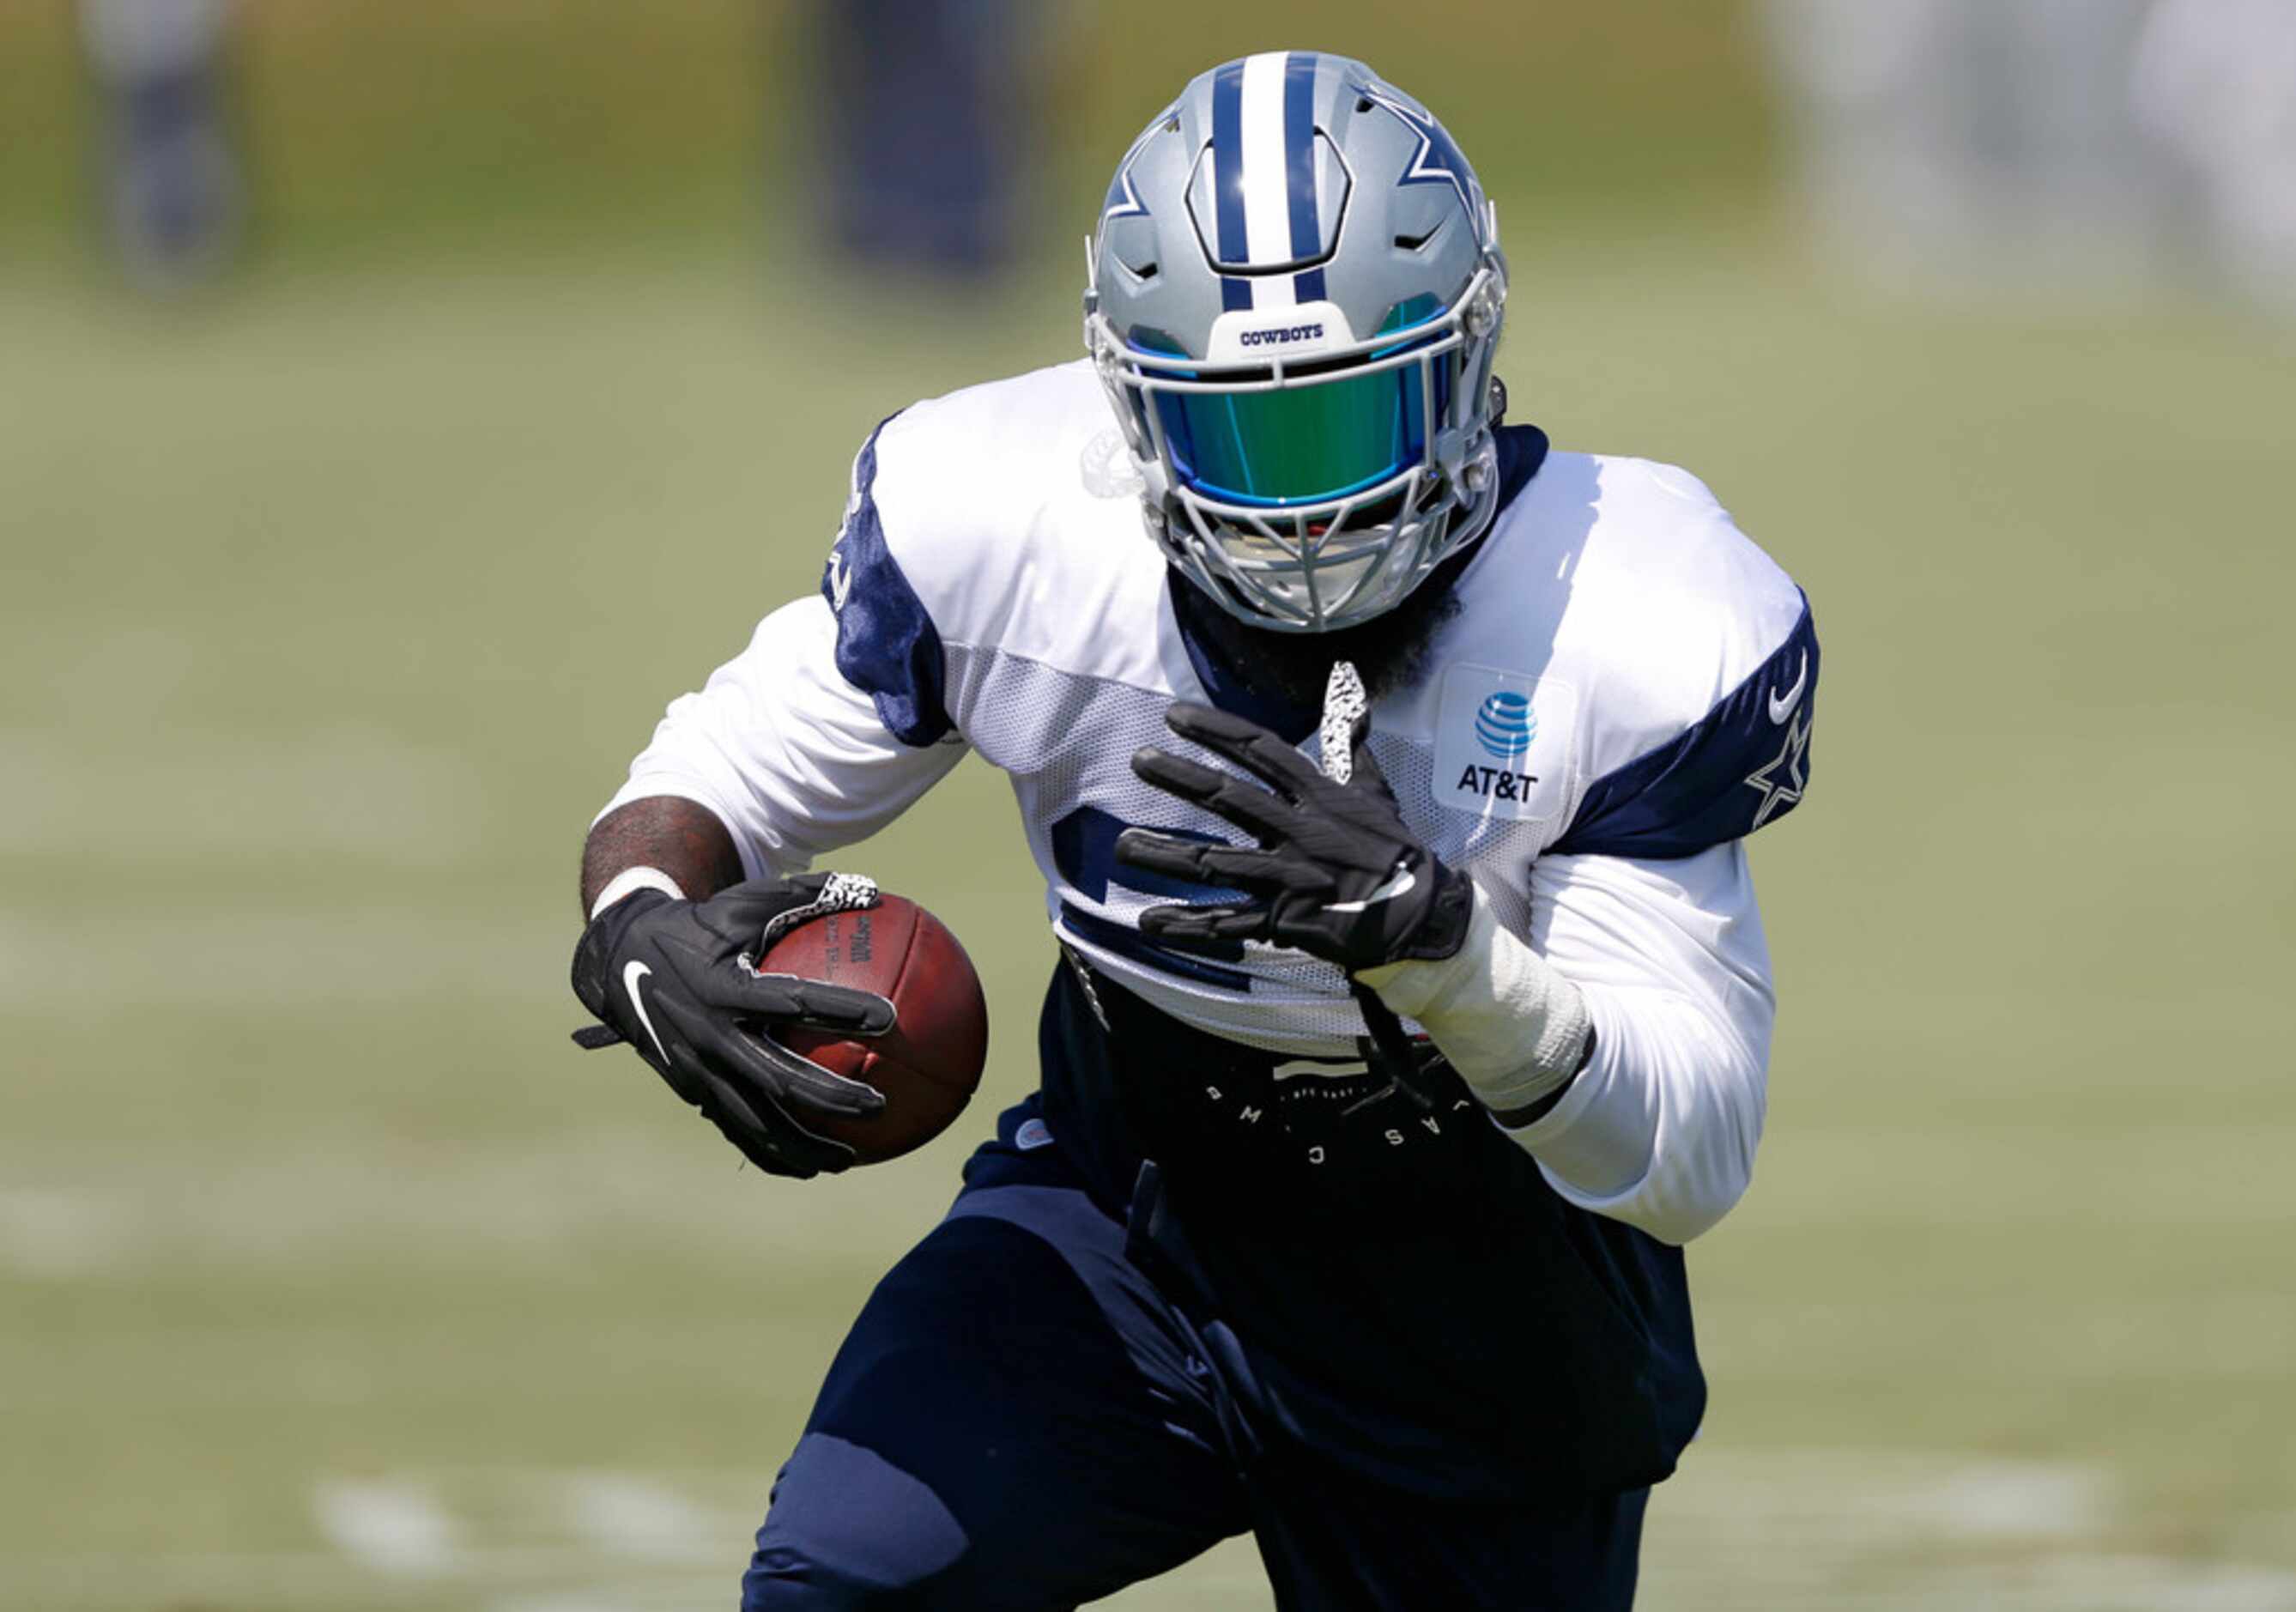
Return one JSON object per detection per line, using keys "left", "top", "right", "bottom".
{"left": 570, "top": 874, "right": 894, "bottom": 1179}
{"left": 1114, "top": 668, "right": 1472, "bottom": 974}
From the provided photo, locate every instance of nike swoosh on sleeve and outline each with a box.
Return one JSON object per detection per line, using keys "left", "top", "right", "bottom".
{"left": 1767, "top": 652, "right": 1809, "bottom": 724}
{"left": 623, "top": 961, "right": 671, "bottom": 1064}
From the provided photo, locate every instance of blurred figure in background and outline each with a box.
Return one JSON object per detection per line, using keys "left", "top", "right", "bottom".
{"left": 1760, "top": 0, "right": 2169, "bottom": 297}
{"left": 803, "top": 0, "right": 1045, "bottom": 277}
{"left": 1764, "top": 0, "right": 2296, "bottom": 318}
{"left": 2132, "top": 0, "right": 2296, "bottom": 319}
{"left": 78, "top": 0, "right": 245, "bottom": 290}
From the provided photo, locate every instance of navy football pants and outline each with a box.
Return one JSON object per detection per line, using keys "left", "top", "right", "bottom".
{"left": 740, "top": 1133, "right": 1646, "bottom": 1609}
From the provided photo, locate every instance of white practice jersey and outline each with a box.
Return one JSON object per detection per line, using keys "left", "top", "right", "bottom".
{"left": 603, "top": 360, "right": 1817, "bottom": 1243}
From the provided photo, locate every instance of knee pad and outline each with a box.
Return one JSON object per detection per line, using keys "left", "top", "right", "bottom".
{"left": 741, "top": 1433, "right": 969, "bottom": 1610}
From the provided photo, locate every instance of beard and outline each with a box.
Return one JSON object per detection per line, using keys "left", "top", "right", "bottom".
{"left": 1167, "top": 540, "right": 1475, "bottom": 719}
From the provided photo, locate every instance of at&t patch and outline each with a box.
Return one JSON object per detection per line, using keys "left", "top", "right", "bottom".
{"left": 1430, "top": 664, "right": 1574, "bottom": 825}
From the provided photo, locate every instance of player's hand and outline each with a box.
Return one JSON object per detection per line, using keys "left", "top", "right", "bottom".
{"left": 569, "top": 875, "right": 894, "bottom": 1179}
{"left": 1116, "top": 663, "right": 1473, "bottom": 975}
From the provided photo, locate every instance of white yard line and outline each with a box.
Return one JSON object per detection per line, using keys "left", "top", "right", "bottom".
{"left": 312, "top": 1477, "right": 458, "bottom": 1577}
{"left": 563, "top": 1472, "right": 718, "bottom": 1562}
{"left": 1640, "top": 1449, "right": 2296, "bottom": 1611}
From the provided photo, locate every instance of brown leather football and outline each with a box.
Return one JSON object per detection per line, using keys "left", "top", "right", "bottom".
{"left": 760, "top": 894, "right": 988, "bottom": 1164}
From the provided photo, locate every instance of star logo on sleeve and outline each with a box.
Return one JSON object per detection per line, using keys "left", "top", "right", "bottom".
{"left": 1742, "top": 706, "right": 1811, "bottom": 829}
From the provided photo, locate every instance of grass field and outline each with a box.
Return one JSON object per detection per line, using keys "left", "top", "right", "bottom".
{"left": 6, "top": 142, "right": 2295, "bottom": 1612}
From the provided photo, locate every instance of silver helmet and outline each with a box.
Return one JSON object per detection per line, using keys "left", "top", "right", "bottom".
{"left": 1086, "top": 52, "right": 1509, "bottom": 633}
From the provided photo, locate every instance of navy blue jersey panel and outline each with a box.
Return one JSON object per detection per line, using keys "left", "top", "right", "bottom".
{"left": 1050, "top": 804, "right": 1243, "bottom": 906}
{"left": 1059, "top": 901, "right": 1251, "bottom": 991}
{"left": 1552, "top": 594, "right": 1817, "bottom": 859}
{"left": 821, "top": 414, "right": 954, "bottom": 748}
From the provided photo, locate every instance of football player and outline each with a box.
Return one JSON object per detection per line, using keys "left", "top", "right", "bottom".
{"left": 78, "top": 0, "right": 245, "bottom": 290}
{"left": 572, "top": 51, "right": 1817, "bottom": 1610}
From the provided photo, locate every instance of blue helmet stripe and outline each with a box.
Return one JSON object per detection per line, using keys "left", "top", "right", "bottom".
{"left": 1209, "top": 60, "right": 1251, "bottom": 312}
{"left": 1282, "top": 52, "right": 1326, "bottom": 302}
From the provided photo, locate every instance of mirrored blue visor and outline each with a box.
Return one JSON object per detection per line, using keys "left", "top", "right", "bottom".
{"left": 1144, "top": 342, "right": 1455, "bottom": 508}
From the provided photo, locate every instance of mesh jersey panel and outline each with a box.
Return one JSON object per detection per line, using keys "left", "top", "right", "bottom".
{"left": 946, "top": 641, "right": 1545, "bottom": 1056}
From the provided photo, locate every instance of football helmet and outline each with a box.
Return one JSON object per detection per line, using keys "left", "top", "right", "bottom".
{"left": 1086, "top": 52, "right": 1509, "bottom": 633}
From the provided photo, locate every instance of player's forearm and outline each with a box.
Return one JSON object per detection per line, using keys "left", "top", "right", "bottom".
{"left": 579, "top": 796, "right": 746, "bottom": 917}
{"left": 1485, "top": 846, "right": 1773, "bottom": 1243}
{"left": 1356, "top": 888, "right": 1591, "bottom": 1119}
{"left": 1502, "top": 984, "right": 1765, "bottom": 1245}
{"left": 1361, "top": 861, "right": 1770, "bottom": 1244}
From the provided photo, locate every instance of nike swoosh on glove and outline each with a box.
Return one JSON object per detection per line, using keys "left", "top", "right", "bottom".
{"left": 1114, "top": 661, "right": 1473, "bottom": 975}
{"left": 570, "top": 873, "right": 894, "bottom": 1179}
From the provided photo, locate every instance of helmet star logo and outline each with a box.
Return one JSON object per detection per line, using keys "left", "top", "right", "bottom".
{"left": 1743, "top": 706, "right": 1811, "bottom": 830}
{"left": 1354, "top": 83, "right": 1484, "bottom": 244}
{"left": 1102, "top": 107, "right": 1175, "bottom": 223}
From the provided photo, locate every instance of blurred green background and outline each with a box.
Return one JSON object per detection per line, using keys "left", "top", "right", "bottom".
{"left": 3, "top": 3, "right": 2291, "bottom": 1608}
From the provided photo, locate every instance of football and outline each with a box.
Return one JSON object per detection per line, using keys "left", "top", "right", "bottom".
{"left": 759, "top": 893, "right": 989, "bottom": 1164}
